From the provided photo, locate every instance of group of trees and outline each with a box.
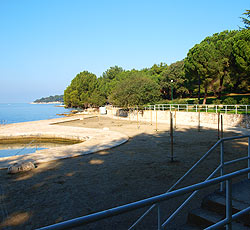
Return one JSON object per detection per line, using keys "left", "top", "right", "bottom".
{"left": 34, "top": 95, "right": 63, "bottom": 103}
{"left": 64, "top": 11, "right": 250, "bottom": 108}
{"left": 185, "top": 29, "right": 250, "bottom": 104}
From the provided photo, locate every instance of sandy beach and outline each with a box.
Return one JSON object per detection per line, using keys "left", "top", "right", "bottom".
{"left": 0, "top": 116, "right": 248, "bottom": 230}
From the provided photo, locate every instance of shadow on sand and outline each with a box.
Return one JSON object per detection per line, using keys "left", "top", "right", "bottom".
{"left": 0, "top": 117, "right": 248, "bottom": 230}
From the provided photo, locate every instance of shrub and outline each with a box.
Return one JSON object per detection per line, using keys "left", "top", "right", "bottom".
{"left": 193, "top": 99, "right": 199, "bottom": 104}
{"left": 212, "top": 99, "right": 222, "bottom": 105}
{"left": 239, "top": 97, "right": 249, "bottom": 105}
{"left": 223, "top": 97, "right": 237, "bottom": 105}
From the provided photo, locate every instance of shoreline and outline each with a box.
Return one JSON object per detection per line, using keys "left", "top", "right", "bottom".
{"left": 0, "top": 115, "right": 128, "bottom": 169}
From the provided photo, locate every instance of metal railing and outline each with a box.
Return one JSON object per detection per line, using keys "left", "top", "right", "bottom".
{"left": 144, "top": 104, "right": 250, "bottom": 114}
{"left": 37, "top": 135, "right": 250, "bottom": 230}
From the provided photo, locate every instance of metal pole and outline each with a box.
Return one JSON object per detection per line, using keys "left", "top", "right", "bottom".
{"left": 137, "top": 107, "right": 139, "bottom": 129}
{"left": 170, "top": 112, "right": 174, "bottom": 162}
{"left": 155, "top": 109, "right": 158, "bottom": 132}
{"left": 171, "top": 80, "right": 173, "bottom": 102}
{"left": 221, "top": 114, "right": 223, "bottom": 139}
{"left": 248, "top": 137, "right": 250, "bottom": 179}
{"left": 157, "top": 204, "right": 162, "bottom": 230}
{"left": 220, "top": 141, "right": 225, "bottom": 192}
{"left": 226, "top": 179, "right": 232, "bottom": 230}
{"left": 175, "top": 109, "right": 177, "bottom": 129}
{"left": 150, "top": 109, "right": 152, "bottom": 126}
{"left": 218, "top": 112, "right": 220, "bottom": 140}
{"left": 235, "top": 105, "right": 237, "bottom": 114}
{"left": 198, "top": 107, "right": 200, "bottom": 132}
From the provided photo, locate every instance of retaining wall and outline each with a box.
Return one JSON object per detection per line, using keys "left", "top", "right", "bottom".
{"left": 106, "top": 107, "right": 250, "bottom": 130}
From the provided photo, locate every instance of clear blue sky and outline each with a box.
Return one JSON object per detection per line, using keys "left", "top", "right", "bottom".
{"left": 0, "top": 0, "right": 249, "bottom": 103}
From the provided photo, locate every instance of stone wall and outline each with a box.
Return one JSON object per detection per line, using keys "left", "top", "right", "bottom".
{"left": 106, "top": 107, "right": 250, "bottom": 130}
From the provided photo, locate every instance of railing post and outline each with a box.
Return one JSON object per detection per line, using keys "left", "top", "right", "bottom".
{"left": 178, "top": 104, "right": 179, "bottom": 111}
{"left": 220, "top": 141, "right": 225, "bottom": 192}
{"left": 248, "top": 137, "right": 250, "bottom": 179}
{"left": 226, "top": 179, "right": 232, "bottom": 230}
{"left": 216, "top": 105, "right": 218, "bottom": 113}
{"left": 157, "top": 204, "right": 162, "bottom": 230}
{"left": 235, "top": 105, "right": 237, "bottom": 114}
{"left": 186, "top": 104, "right": 188, "bottom": 112}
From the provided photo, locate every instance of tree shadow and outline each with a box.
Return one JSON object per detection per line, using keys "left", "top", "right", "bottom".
{"left": 0, "top": 117, "right": 248, "bottom": 230}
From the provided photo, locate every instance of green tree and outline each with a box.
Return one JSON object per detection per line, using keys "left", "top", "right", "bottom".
{"left": 99, "top": 66, "right": 124, "bottom": 101}
{"left": 185, "top": 30, "right": 238, "bottom": 103}
{"left": 110, "top": 72, "right": 161, "bottom": 107}
{"left": 240, "top": 10, "right": 250, "bottom": 29}
{"left": 230, "top": 29, "right": 250, "bottom": 92}
{"left": 64, "top": 71, "right": 99, "bottom": 108}
{"left": 159, "top": 60, "right": 188, "bottom": 99}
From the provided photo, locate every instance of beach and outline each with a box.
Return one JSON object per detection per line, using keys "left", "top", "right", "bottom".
{"left": 0, "top": 115, "right": 248, "bottom": 230}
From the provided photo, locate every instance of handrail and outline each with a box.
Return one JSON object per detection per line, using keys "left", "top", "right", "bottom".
{"left": 37, "top": 135, "right": 250, "bottom": 230}
{"left": 144, "top": 104, "right": 250, "bottom": 114}
{"left": 37, "top": 168, "right": 250, "bottom": 230}
{"left": 129, "top": 135, "right": 250, "bottom": 228}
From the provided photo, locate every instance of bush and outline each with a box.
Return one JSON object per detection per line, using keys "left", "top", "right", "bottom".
{"left": 193, "top": 99, "right": 199, "bottom": 104}
{"left": 239, "top": 97, "right": 249, "bottom": 105}
{"left": 212, "top": 99, "right": 222, "bottom": 105}
{"left": 223, "top": 97, "right": 237, "bottom": 105}
{"left": 172, "top": 99, "right": 188, "bottom": 104}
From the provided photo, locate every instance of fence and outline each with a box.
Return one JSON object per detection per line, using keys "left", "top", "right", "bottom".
{"left": 144, "top": 104, "right": 250, "bottom": 114}
{"left": 37, "top": 135, "right": 250, "bottom": 230}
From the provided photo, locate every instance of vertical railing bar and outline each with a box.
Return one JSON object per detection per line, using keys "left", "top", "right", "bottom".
{"left": 220, "top": 141, "right": 224, "bottom": 192}
{"left": 248, "top": 137, "right": 250, "bottom": 179}
{"left": 128, "top": 205, "right": 156, "bottom": 230}
{"left": 226, "top": 179, "right": 232, "bottom": 230}
{"left": 157, "top": 203, "right": 162, "bottom": 230}
{"left": 161, "top": 164, "right": 221, "bottom": 228}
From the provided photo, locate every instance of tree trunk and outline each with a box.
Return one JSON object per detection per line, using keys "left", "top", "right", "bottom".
{"left": 203, "top": 87, "right": 208, "bottom": 105}
{"left": 218, "top": 72, "right": 226, "bottom": 99}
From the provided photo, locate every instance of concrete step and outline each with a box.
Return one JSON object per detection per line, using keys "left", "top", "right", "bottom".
{"left": 202, "top": 193, "right": 250, "bottom": 226}
{"left": 188, "top": 208, "right": 250, "bottom": 230}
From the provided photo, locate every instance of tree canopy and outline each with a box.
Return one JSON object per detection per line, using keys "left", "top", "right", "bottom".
{"left": 64, "top": 10, "right": 250, "bottom": 108}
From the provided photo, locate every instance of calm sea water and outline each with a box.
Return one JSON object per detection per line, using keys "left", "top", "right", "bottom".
{"left": 0, "top": 103, "right": 72, "bottom": 124}
{"left": 0, "top": 103, "right": 73, "bottom": 157}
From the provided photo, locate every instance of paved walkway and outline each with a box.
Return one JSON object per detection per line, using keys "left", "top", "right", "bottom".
{"left": 0, "top": 116, "right": 128, "bottom": 169}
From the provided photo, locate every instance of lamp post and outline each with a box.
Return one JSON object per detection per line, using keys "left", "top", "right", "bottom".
{"left": 171, "top": 80, "right": 174, "bottom": 102}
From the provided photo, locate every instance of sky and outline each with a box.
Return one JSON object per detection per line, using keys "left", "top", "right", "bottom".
{"left": 0, "top": 0, "right": 249, "bottom": 103}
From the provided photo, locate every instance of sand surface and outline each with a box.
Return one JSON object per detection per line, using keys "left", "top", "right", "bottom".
{"left": 0, "top": 116, "right": 248, "bottom": 230}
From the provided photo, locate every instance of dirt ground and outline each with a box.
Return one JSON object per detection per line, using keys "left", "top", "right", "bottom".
{"left": 0, "top": 116, "right": 248, "bottom": 230}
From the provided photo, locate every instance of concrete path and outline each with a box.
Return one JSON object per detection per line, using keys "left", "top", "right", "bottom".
{"left": 0, "top": 116, "right": 128, "bottom": 169}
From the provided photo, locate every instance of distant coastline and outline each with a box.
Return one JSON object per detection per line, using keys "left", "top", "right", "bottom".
{"left": 33, "top": 94, "right": 64, "bottom": 104}
{"left": 31, "top": 101, "right": 63, "bottom": 105}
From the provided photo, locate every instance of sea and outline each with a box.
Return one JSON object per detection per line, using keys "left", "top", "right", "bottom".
{"left": 0, "top": 103, "right": 72, "bottom": 124}
{"left": 0, "top": 103, "right": 73, "bottom": 157}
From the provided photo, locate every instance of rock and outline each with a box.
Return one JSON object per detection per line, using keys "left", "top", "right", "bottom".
{"left": 7, "top": 162, "right": 36, "bottom": 174}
